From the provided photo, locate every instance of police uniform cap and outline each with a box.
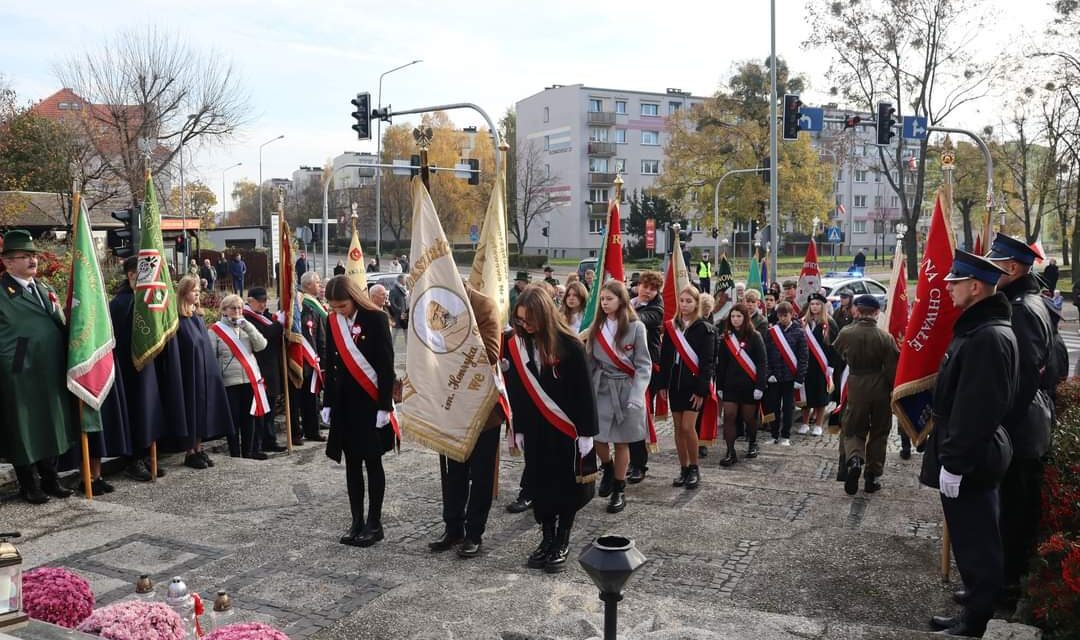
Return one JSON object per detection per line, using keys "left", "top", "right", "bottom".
{"left": 1, "top": 229, "right": 38, "bottom": 255}
{"left": 853, "top": 294, "right": 880, "bottom": 310}
{"left": 986, "top": 233, "right": 1038, "bottom": 266}
{"left": 945, "top": 249, "right": 1008, "bottom": 284}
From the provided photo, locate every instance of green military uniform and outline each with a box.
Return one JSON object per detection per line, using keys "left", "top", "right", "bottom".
{"left": 832, "top": 314, "right": 898, "bottom": 480}
{"left": 509, "top": 271, "right": 530, "bottom": 308}
{"left": 0, "top": 237, "right": 76, "bottom": 467}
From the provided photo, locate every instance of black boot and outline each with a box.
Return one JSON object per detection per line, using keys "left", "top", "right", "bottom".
{"left": 340, "top": 517, "right": 364, "bottom": 545}
{"left": 598, "top": 461, "right": 614, "bottom": 498}
{"left": 545, "top": 523, "right": 571, "bottom": 573}
{"left": 14, "top": 466, "right": 48, "bottom": 505}
{"left": 719, "top": 447, "right": 738, "bottom": 467}
{"left": 354, "top": 520, "right": 384, "bottom": 547}
{"left": 746, "top": 437, "right": 759, "bottom": 459}
{"left": 844, "top": 456, "right": 863, "bottom": 496}
{"left": 527, "top": 521, "right": 556, "bottom": 569}
{"left": 607, "top": 480, "right": 626, "bottom": 513}
{"left": 672, "top": 466, "right": 688, "bottom": 487}
{"left": 685, "top": 465, "right": 701, "bottom": 489}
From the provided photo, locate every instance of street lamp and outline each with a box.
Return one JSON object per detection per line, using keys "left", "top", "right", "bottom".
{"left": 259, "top": 135, "right": 285, "bottom": 230}
{"left": 578, "top": 536, "right": 647, "bottom": 640}
{"left": 178, "top": 114, "right": 196, "bottom": 261}
{"left": 375, "top": 59, "right": 422, "bottom": 269}
{"left": 221, "top": 162, "right": 243, "bottom": 224}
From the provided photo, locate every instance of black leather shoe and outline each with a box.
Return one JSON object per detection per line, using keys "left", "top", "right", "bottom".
{"left": 340, "top": 518, "right": 363, "bottom": 545}
{"left": 626, "top": 466, "right": 645, "bottom": 484}
{"left": 428, "top": 531, "right": 464, "bottom": 552}
{"left": 685, "top": 465, "right": 700, "bottom": 490}
{"left": 930, "top": 615, "right": 958, "bottom": 631}
{"left": 672, "top": 466, "right": 688, "bottom": 487}
{"left": 20, "top": 488, "right": 49, "bottom": 505}
{"left": 844, "top": 457, "right": 863, "bottom": 496}
{"left": 940, "top": 620, "right": 986, "bottom": 636}
{"left": 125, "top": 459, "right": 152, "bottom": 481}
{"left": 184, "top": 453, "right": 208, "bottom": 470}
{"left": 598, "top": 462, "right": 614, "bottom": 498}
{"left": 719, "top": 448, "right": 738, "bottom": 467}
{"left": 264, "top": 444, "right": 288, "bottom": 453}
{"left": 247, "top": 452, "right": 269, "bottom": 461}
{"left": 91, "top": 478, "right": 115, "bottom": 495}
{"left": 746, "top": 442, "right": 759, "bottom": 459}
{"left": 41, "top": 481, "right": 73, "bottom": 499}
{"left": 952, "top": 589, "right": 970, "bottom": 605}
{"left": 198, "top": 450, "right": 215, "bottom": 467}
{"left": 527, "top": 540, "right": 552, "bottom": 568}
{"left": 607, "top": 481, "right": 626, "bottom": 513}
{"left": 836, "top": 451, "right": 848, "bottom": 482}
{"left": 544, "top": 542, "right": 570, "bottom": 573}
{"left": 864, "top": 475, "right": 882, "bottom": 493}
{"left": 506, "top": 496, "right": 532, "bottom": 514}
{"left": 292, "top": 436, "right": 305, "bottom": 446}
{"left": 304, "top": 433, "right": 327, "bottom": 442}
{"left": 354, "top": 525, "right": 384, "bottom": 547}
{"left": 899, "top": 447, "right": 912, "bottom": 460}
{"left": 457, "top": 539, "right": 481, "bottom": 558}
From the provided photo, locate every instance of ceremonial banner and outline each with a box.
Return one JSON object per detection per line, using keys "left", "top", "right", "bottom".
{"left": 345, "top": 227, "right": 368, "bottom": 290}
{"left": 400, "top": 178, "right": 499, "bottom": 462}
{"left": 747, "top": 251, "right": 763, "bottom": 294}
{"left": 878, "top": 239, "right": 909, "bottom": 345}
{"left": 891, "top": 191, "right": 961, "bottom": 444}
{"left": 662, "top": 229, "right": 691, "bottom": 324}
{"left": 132, "top": 170, "right": 178, "bottom": 371}
{"left": 715, "top": 254, "right": 733, "bottom": 293}
{"left": 580, "top": 197, "right": 625, "bottom": 329}
{"left": 65, "top": 192, "right": 114, "bottom": 420}
{"left": 795, "top": 239, "right": 821, "bottom": 309}
{"left": 280, "top": 220, "right": 304, "bottom": 388}
{"left": 468, "top": 172, "right": 510, "bottom": 328}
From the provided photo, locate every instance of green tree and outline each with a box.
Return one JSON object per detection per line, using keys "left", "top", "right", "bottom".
{"left": 625, "top": 190, "right": 678, "bottom": 258}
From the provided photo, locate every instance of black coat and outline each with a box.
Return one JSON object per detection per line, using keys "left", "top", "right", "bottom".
{"left": 657, "top": 318, "right": 715, "bottom": 398}
{"left": 920, "top": 293, "right": 1018, "bottom": 490}
{"left": 1042, "top": 263, "right": 1059, "bottom": 291}
{"left": 765, "top": 320, "right": 808, "bottom": 384}
{"left": 999, "top": 275, "right": 1053, "bottom": 459}
{"left": 324, "top": 309, "right": 395, "bottom": 463}
{"left": 388, "top": 284, "right": 408, "bottom": 328}
{"left": 174, "top": 315, "right": 235, "bottom": 443}
{"left": 634, "top": 296, "right": 664, "bottom": 390}
{"left": 503, "top": 331, "right": 598, "bottom": 513}
{"left": 715, "top": 330, "right": 768, "bottom": 400}
{"left": 245, "top": 306, "right": 284, "bottom": 398}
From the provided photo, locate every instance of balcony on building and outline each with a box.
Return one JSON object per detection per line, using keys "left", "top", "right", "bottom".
{"left": 586, "top": 111, "right": 616, "bottom": 126}
{"left": 586, "top": 201, "right": 608, "bottom": 215}
{"left": 588, "top": 172, "right": 616, "bottom": 185}
{"left": 587, "top": 141, "right": 616, "bottom": 156}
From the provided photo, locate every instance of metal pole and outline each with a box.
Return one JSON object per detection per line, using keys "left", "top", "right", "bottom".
{"left": 768, "top": 0, "right": 779, "bottom": 279}
{"left": 847, "top": 129, "right": 855, "bottom": 257}
{"left": 600, "top": 593, "right": 621, "bottom": 640}
{"left": 258, "top": 135, "right": 285, "bottom": 232}
{"left": 926, "top": 126, "right": 994, "bottom": 213}
{"left": 376, "top": 60, "right": 423, "bottom": 270}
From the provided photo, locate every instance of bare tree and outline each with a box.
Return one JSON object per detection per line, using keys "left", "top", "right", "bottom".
{"left": 56, "top": 27, "right": 250, "bottom": 206}
{"left": 511, "top": 141, "right": 561, "bottom": 252}
{"left": 806, "top": 0, "right": 1000, "bottom": 277}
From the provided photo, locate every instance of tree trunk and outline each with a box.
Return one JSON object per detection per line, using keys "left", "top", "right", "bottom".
{"left": 905, "top": 231, "right": 919, "bottom": 280}
{"left": 959, "top": 203, "right": 974, "bottom": 251}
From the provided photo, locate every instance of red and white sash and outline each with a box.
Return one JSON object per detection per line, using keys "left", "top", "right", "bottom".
{"left": 242, "top": 306, "right": 273, "bottom": 326}
{"left": 662, "top": 319, "right": 718, "bottom": 443}
{"left": 596, "top": 321, "right": 636, "bottom": 377}
{"left": 210, "top": 321, "right": 270, "bottom": 416}
{"left": 664, "top": 319, "right": 699, "bottom": 374}
{"left": 768, "top": 325, "right": 798, "bottom": 376}
{"left": 725, "top": 334, "right": 757, "bottom": 382}
{"left": 832, "top": 366, "right": 850, "bottom": 415}
{"left": 506, "top": 335, "right": 577, "bottom": 440}
{"left": 804, "top": 324, "right": 834, "bottom": 389}
{"left": 298, "top": 337, "right": 323, "bottom": 395}
{"left": 327, "top": 312, "right": 399, "bottom": 436}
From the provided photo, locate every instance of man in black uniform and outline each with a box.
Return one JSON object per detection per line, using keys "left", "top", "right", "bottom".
{"left": 244, "top": 288, "right": 287, "bottom": 454}
{"left": 628, "top": 270, "right": 664, "bottom": 483}
{"left": 924, "top": 250, "right": 1017, "bottom": 637}
{"left": 984, "top": 234, "right": 1054, "bottom": 605}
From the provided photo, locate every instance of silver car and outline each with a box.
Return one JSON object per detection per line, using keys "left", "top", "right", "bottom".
{"left": 820, "top": 273, "right": 889, "bottom": 309}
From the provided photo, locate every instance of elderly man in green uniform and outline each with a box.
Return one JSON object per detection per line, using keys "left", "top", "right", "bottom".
{"left": 831, "top": 294, "right": 899, "bottom": 495}
{"left": 0, "top": 230, "right": 77, "bottom": 503}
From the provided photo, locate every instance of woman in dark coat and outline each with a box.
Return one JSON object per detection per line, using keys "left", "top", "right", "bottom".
{"left": 657, "top": 285, "right": 715, "bottom": 490}
{"left": 322, "top": 275, "right": 396, "bottom": 548}
{"left": 715, "top": 303, "right": 768, "bottom": 466}
{"left": 504, "top": 285, "right": 598, "bottom": 574}
{"left": 799, "top": 293, "right": 839, "bottom": 436}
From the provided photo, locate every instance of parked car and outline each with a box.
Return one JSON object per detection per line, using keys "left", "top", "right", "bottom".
{"left": 577, "top": 258, "right": 597, "bottom": 280}
{"left": 364, "top": 271, "right": 400, "bottom": 292}
{"left": 820, "top": 274, "right": 888, "bottom": 309}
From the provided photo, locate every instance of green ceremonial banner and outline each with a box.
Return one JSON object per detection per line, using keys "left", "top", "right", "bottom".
{"left": 716, "top": 254, "right": 734, "bottom": 292}
{"left": 747, "top": 252, "right": 762, "bottom": 294}
{"left": 132, "top": 170, "right": 179, "bottom": 371}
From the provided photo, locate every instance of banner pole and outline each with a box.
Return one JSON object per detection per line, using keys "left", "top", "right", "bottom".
{"left": 80, "top": 431, "right": 93, "bottom": 501}
{"left": 283, "top": 342, "right": 294, "bottom": 453}
{"left": 149, "top": 442, "right": 158, "bottom": 482}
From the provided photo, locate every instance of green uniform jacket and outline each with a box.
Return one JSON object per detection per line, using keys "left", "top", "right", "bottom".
{"left": 0, "top": 272, "right": 76, "bottom": 465}
{"left": 832, "top": 317, "right": 899, "bottom": 399}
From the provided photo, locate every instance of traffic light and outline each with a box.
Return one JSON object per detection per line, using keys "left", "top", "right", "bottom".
{"left": 876, "top": 102, "right": 897, "bottom": 146}
{"left": 711, "top": 227, "right": 719, "bottom": 239}
{"left": 466, "top": 158, "right": 480, "bottom": 186}
{"left": 109, "top": 206, "right": 139, "bottom": 258}
{"left": 782, "top": 94, "right": 802, "bottom": 140}
{"left": 844, "top": 115, "right": 862, "bottom": 130}
{"left": 350, "top": 92, "right": 371, "bottom": 140}
{"left": 410, "top": 154, "right": 421, "bottom": 178}
{"left": 541, "top": 225, "right": 550, "bottom": 237}
{"left": 761, "top": 156, "right": 771, "bottom": 185}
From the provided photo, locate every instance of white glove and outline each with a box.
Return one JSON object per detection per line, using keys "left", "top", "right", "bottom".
{"left": 717, "top": 391, "right": 723, "bottom": 401}
{"left": 514, "top": 432, "right": 525, "bottom": 451}
{"left": 768, "top": 375, "right": 777, "bottom": 383}
{"left": 577, "top": 436, "right": 594, "bottom": 456}
{"left": 376, "top": 410, "right": 392, "bottom": 429}
{"left": 794, "top": 382, "right": 804, "bottom": 390}
{"left": 320, "top": 407, "right": 331, "bottom": 424}
{"left": 753, "top": 389, "right": 764, "bottom": 400}
{"left": 939, "top": 468, "right": 962, "bottom": 498}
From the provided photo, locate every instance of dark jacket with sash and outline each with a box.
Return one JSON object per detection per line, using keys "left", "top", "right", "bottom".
{"left": 715, "top": 330, "right": 768, "bottom": 401}
{"left": 503, "top": 330, "right": 598, "bottom": 513}
{"left": 245, "top": 306, "right": 284, "bottom": 399}
{"left": 657, "top": 318, "right": 715, "bottom": 398}
{"left": 633, "top": 296, "right": 664, "bottom": 392}
{"left": 301, "top": 294, "right": 327, "bottom": 387}
{"left": 324, "top": 308, "right": 395, "bottom": 463}
{"left": 765, "top": 319, "right": 808, "bottom": 384}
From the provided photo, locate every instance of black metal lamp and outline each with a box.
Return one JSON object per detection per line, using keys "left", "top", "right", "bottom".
{"left": 578, "top": 535, "right": 647, "bottom": 640}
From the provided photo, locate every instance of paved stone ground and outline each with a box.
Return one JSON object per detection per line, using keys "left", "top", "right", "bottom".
{"left": 0, "top": 409, "right": 1005, "bottom": 640}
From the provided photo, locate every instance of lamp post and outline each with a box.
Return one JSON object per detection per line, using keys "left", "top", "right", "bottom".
{"left": 375, "top": 59, "right": 422, "bottom": 269}
{"left": 259, "top": 135, "right": 285, "bottom": 232}
{"left": 578, "top": 536, "right": 647, "bottom": 640}
{"left": 221, "top": 162, "right": 242, "bottom": 224}
{"left": 710, "top": 168, "right": 770, "bottom": 271}
{"left": 178, "top": 114, "right": 196, "bottom": 264}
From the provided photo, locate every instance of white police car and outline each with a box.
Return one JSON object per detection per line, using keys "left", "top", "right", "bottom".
{"left": 820, "top": 271, "right": 888, "bottom": 309}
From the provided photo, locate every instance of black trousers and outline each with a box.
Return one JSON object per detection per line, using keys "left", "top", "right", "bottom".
{"left": 225, "top": 385, "right": 255, "bottom": 457}
{"left": 768, "top": 381, "right": 795, "bottom": 439}
{"left": 254, "top": 410, "right": 279, "bottom": 452}
{"left": 1000, "top": 458, "right": 1044, "bottom": 587}
{"left": 439, "top": 427, "right": 500, "bottom": 542}
{"left": 699, "top": 277, "right": 711, "bottom": 294}
{"left": 942, "top": 487, "right": 1003, "bottom": 627}
{"left": 14, "top": 458, "right": 59, "bottom": 491}
{"left": 289, "top": 380, "right": 320, "bottom": 439}
{"left": 344, "top": 447, "right": 385, "bottom": 526}
{"left": 629, "top": 387, "right": 656, "bottom": 471}
{"left": 533, "top": 502, "right": 576, "bottom": 535}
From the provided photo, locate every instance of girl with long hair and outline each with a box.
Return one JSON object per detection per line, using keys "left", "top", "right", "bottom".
{"left": 657, "top": 285, "right": 715, "bottom": 489}
{"left": 583, "top": 280, "right": 651, "bottom": 513}
{"left": 322, "top": 275, "right": 396, "bottom": 548}
{"left": 715, "top": 303, "right": 768, "bottom": 466}
{"left": 504, "top": 285, "right": 598, "bottom": 573}
{"left": 799, "top": 293, "right": 838, "bottom": 436}
{"left": 560, "top": 281, "right": 588, "bottom": 333}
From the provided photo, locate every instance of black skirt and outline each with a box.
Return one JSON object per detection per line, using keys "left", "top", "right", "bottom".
{"left": 803, "top": 359, "right": 830, "bottom": 407}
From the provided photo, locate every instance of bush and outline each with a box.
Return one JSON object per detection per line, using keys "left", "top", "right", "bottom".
{"left": 510, "top": 254, "right": 547, "bottom": 269}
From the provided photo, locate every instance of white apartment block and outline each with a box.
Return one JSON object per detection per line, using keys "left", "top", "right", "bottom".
{"left": 516, "top": 84, "right": 707, "bottom": 259}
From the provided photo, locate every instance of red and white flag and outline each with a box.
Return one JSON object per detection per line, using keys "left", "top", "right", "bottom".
{"left": 795, "top": 239, "right": 821, "bottom": 309}
{"left": 878, "top": 239, "right": 909, "bottom": 345}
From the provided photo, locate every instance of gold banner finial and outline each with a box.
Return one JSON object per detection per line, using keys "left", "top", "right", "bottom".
{"left": 613, "top": 174, "right": 624, "bottom": 202}
{"left": 941, "top": 134, "right": 955, "bottom": 169}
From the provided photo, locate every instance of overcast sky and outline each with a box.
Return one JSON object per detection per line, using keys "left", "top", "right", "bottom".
{"left": 0, "top": 0, "right": 1057, "bottom": 214}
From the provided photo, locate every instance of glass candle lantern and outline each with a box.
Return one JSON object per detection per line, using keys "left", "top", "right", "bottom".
{"left": 0, "top": 533, "right": 27, "bottom": 629}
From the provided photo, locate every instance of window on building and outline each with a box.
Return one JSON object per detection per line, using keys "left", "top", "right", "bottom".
{"left": 890, "top": 196, "right": 899, "bottom": 208}
{"left": 589, "top": 127, "right": 609, "bottom": 142}
{"left": 874, "top": 170, "right": 881, "bottom": 182}
{"left": 543, "top": 107, "right": 549, "bottom": 123}
{"left": 855, "top": 170, "right": 868, "bottom": 182}
{"left": 589, "top": 188, "right": 609, "bottom": 202}
{"left": 853, "top": 220, "right": 867, "bottom": 234}
{"left": 614, "top": 158, "right": 627, "bottom": 174}
{"left": 589, "top": 219, "right": 605, "bottom": 234}
{"left": 641, "top": 103, "right": 659, "bottom": 117}
{"left": 874, "top": 195, "right": 882, "bottom": 207}
{"left": 615, "top": 129, "right": 627, "bottom": 144}
{"left": 543, "top": 135, "right": 550, "bottom": 150}
{"left": 641, "top": 159, "right": 660, "bottom": 175}
{"left": 836, "top": 169, "right": 843, "bottom": 182}
{"left": 588, "top": 98, "right": 603, "bottom": 113}
{"left": 588, "top": 157, "right": 609, "bottom": 173}
{"left": 835, "top": 194, "right": 844, "bottom": 206}
{"left": 615, "top": 100, "right": 627, "bottom": 114}
{"left": 668, "top": 102, "right": 682, "bottom": 115}
{"left": 641, "top": 130, "right": 660, "bottom": 145}
{"left": 854, "top": 195, "right": 867, "bottom": 208}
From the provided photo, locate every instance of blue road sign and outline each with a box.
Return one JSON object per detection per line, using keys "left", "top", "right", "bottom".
{"left": 826, "top": 226, "right": 842, "bottom": 243}
{"left": 469, "top": 224, "right": 479, "bottom": 242}
{"left": 798, "top": 107, "right": 824, "bottom": 133}
{"left": 903, "top": 115, "right": 929, "bottom": 140}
